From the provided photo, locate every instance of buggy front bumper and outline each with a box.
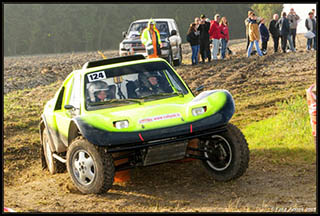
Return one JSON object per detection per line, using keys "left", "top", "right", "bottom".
{"left": 75, "top": 91, "right": 235, "bottom": 152}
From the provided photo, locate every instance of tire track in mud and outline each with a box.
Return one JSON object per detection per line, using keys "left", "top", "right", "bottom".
{"left": 4, "top": 50, "right": 119, "bottom": 94}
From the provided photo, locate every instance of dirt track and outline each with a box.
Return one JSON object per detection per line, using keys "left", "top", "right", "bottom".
{"left": 3, "top": 34, "right": 317, "bottom": 212}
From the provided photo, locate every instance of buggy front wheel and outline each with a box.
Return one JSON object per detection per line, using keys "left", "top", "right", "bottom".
{"left": 200, "top": 123, "right": 249, "bottom": 181}
{"left": 66, "top": 137, "right": 115, "bottom": 194}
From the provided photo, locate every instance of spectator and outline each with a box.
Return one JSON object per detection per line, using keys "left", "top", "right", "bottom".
{"left": 187, "top": 23, "right": 200, "bottom": 65}
{"left": 287, "top": 8, "right": 300, "bottom": 49}
{"left": 311, "top": 9, "right": 317, "bottom": 48}
{"left": 259, "top": 18, "right": 269, "bottom": 55}
{"left": 312, "top": 8, "right": 316, "bottom": 19}
{"left": 269, "top": 14, "right": 280, "bottom": 52}
{"left": 195, "top": 17, "right": 201, "bottom": 29}
{"left": 219, "top": 16, "right": 229, "bottom": 59}
{"left": 247, "top": 11, "right": 263, "bottom": 57}
{"left": 226, "top": 40, "right": 234, "bottom": 56}
{"left": 245, "top": 10, "right": 261, "bottom": 55}
{"left": 276, "top": 12, "right": 290, "bottom": 53}
{"left": 224, "top": 19, "right": 233, "bottom": 56}
{"left": 209, "top": 14, "right": 222, "bottom": 60}
{"left": 194, "top": 17, "right": 201, "bottom": 62}
{"left": 305, "top": 11, "right": 317, "bottom": 50}
{"left": 141, "top": 19, "right": 162, "bottom": 58}
{"left": 245, "top": 10, "right": 253, "bottom": 51}
{"left": 199, "top": 14, "right": 211, "bottom": 63}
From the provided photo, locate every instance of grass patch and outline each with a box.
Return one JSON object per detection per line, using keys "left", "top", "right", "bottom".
{"left": 243, "top": 95, "right": 315, "bottom": 164}
{"left": 4, "top": 81, "right": 62, "bottom": 144}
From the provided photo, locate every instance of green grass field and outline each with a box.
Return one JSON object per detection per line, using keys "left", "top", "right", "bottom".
{"left": 242, "top": 95, "right": 316, "bottom": 165}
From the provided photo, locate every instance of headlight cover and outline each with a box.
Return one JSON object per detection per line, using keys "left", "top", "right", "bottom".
{"left": 124, "top": 43, "right": 131, "bottom": 50}
{"left": 192, "top": 106, "right": 207, "bottom": 116}
{"left": 114, "top": 120, "right": 129, "bottom": 129}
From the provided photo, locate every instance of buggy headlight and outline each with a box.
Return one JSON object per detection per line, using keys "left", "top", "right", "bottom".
{"left": 114, "top": 120, "right": 129, "bottom": 129}
{"left": 192, "top": 106, "right": 207, "bottom": 116}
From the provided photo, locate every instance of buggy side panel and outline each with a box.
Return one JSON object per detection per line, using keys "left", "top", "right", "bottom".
{"left": 40, "top": 114, "right": 67, "bottom": 153}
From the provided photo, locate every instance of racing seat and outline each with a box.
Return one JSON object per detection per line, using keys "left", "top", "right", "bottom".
{"left": 126, "top": 80, "right": 138, "bottom": 99}
{"left": 107, "top": 85, "right": 116, "bottom": 99}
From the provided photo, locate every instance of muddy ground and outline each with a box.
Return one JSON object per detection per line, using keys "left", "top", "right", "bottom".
{"left": 3, "top": 34, "right": 317, "bottom": 212}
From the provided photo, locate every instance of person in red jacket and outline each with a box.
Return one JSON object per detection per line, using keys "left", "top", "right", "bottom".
{"left": 219, "top": 16, "right": 229, "bottom": 59}
{"left": 209, "top": 14, "right": 222, "bottom": 60}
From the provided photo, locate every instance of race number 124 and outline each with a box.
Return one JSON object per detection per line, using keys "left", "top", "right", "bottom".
{"left": 88, "top": 71, "right": 106, "bottom": 82}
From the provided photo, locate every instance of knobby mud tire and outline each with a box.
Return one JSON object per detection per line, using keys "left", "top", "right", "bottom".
{"left": 201, "top": 123, "right": 249, "bottom": 181}
{"left": 66, "top": 137, "right": 114, "bottom": 194}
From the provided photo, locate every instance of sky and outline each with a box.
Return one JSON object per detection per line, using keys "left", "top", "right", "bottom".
{"left": 282, "top": 3, "right": 316, "bottom": 33}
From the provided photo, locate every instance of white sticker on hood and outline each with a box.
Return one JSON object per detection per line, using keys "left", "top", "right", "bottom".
{"left": 139, "top": 113, "right": 181, "bottom": 124}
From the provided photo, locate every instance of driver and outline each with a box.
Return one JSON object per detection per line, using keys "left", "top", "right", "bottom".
{"left": 136, "top": 72, "right": 165, "bottom": 97}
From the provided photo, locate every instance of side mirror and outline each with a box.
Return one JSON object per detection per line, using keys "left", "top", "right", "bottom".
{"left": 64, "top": 104, "right": 75, "bottom": 110}
{"left": 195, "top": 85, "right": 204, "bottom": 92}
{"left": 171, "top": 30, "right": 177, "bottom": 36}
{"left": 122, "top": 31, "right": 127, "bottom": 38}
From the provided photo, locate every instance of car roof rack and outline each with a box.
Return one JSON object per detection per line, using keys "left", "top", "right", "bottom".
{"left": 82, "top": 55, "right": 146, "bottom": 69}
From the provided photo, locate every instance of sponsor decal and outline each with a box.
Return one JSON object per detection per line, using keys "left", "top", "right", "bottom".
{"left": 139, "top": 113, "right": 181, "bottom": 124}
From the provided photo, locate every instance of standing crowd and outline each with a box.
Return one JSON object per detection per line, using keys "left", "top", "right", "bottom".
{"left": 187, "top": 13, "right": 230, "bottom": 65}
{"left": 186, "top": 8, "right": 317, "bottom": 65}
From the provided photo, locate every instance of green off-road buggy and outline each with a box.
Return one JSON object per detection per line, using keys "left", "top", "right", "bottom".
{"left": 40, "top": 55, "right": 249, "bottom": 194}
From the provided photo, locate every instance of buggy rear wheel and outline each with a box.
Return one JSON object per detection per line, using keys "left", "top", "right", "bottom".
{"left": 42, "top": 129, "right": 65, "bottom": 174}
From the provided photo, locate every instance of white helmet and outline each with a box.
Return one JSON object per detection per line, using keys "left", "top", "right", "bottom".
{"left": 87, "top": 80, "right": 109, "bottom": 102}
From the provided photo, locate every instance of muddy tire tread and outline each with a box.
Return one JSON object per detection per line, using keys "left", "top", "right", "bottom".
{"left": 67, "top": 137, "right": 114, "bottom": 194}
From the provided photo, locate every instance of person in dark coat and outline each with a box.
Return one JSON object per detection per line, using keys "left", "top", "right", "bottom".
{"left": 187, "top": 23, "right": 200, "bottom": 65}
{"left": 198, "top": 14, "right": 211, "bottom": 63}
{"left": 269, "top": 13, "right": 280, "bottom": 52}
{"left": 259, "top": 18, "right": 269, "bottom": 55}
{"left": 276, "top": 11, "right": 290, "bottom": 53}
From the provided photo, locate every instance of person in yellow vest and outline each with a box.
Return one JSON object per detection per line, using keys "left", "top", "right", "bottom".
{"left": 141, "top": 19, "right": 163, "bottom": 58}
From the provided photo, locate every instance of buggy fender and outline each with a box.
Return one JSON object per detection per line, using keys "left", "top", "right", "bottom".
{"left": 72, "top": 117, "right": 123, "bottom": 146}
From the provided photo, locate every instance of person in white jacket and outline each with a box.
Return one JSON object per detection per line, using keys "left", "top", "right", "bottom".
{"left": 305, "top": 11, "right": 316, "bottom": 50}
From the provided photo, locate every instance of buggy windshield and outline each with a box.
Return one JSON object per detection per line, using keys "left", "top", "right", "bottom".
{"left": 85, "top": 61, "right": 188, "bottom": 110}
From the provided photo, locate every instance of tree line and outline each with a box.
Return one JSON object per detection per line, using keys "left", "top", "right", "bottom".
{"left": 4, "top": 3, "right": 283, "bottom": 56}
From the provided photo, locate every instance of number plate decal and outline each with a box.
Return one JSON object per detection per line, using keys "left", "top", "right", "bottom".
{"left": 88, "top": 71, "right": 106, "bottom": 82}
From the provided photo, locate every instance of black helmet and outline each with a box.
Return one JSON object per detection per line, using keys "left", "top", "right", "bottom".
{"left": 138, "top": 72, "right": 159, "bottom": 89}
